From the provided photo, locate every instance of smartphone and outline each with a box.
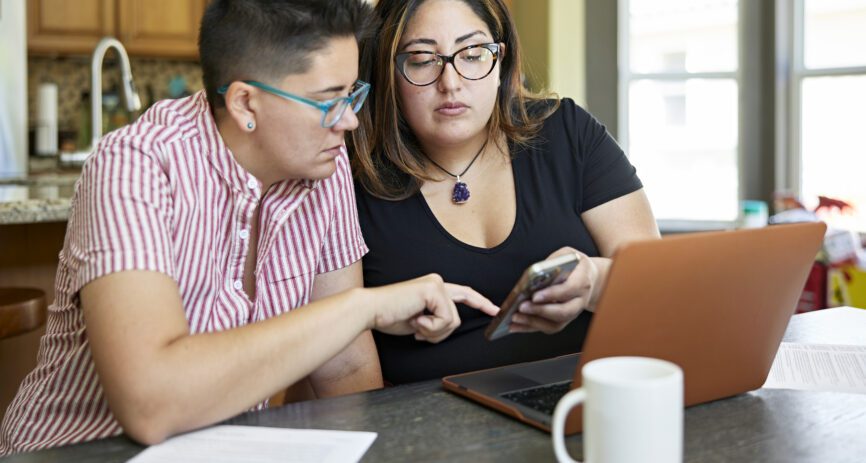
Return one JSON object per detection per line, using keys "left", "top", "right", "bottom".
{"left": 484, "top": 253, "right": 580, "bottom": 341}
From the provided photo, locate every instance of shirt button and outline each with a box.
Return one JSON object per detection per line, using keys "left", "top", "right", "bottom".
{"left": 246, "top": 179, "right": 258, "bottom": 190}
{"left": 233, "top": 280, "right": 243, "bottom": 290}
{"left": 239, "top": 229, "right": 250, "bottom": 239}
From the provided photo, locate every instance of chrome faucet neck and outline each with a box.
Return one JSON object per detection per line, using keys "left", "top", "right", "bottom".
{"left": 90, "top": 37, "right": 141, "bottom": 149}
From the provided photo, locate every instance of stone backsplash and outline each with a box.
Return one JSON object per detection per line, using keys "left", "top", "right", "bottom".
{"left": 27, "top": 56, "right": 203, "bottom": 132}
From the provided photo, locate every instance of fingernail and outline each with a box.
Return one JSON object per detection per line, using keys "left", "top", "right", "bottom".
{"left": 512, "top": 314, "right": 524, "bottom": 324}
{"left": 519, "top": 302, "right": 530, "bottom": 313}
{"left": 532, "top": 292, "right": 545, "bottom": 303}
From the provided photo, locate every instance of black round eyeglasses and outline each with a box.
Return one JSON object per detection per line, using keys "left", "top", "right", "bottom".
{"left": 395, "top": 43, "right": 501, "bottom": 87}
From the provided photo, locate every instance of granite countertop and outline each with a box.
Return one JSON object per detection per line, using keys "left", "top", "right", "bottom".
{"left": 0, "top": 158, "right": 80, "bottom": 225}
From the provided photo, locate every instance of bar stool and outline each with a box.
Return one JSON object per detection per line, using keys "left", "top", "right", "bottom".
{"left": 0, "top": 288, "right": 47, "bottom": 340}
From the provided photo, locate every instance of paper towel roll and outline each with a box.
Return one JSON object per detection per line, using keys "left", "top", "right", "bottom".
{"left": 36, "top": 82, "right": 58, "bottom": 156}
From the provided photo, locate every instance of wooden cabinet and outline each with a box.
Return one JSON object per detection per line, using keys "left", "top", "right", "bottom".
{"left": 118, "top": 0, "right": 206, "bottom": 58}
{"left": 27, "top": 0, "right": 206, "bottom": 59}
{"left": 27, "top": 0, "right": 116, "bottom": 55}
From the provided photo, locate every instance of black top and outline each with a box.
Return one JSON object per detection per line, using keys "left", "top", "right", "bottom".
{"left": 356, "top": 99, "right": 643, "bottom": 384}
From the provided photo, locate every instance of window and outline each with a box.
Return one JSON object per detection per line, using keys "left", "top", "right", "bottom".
{"left": 619, "top": 0, "right": 740, "bottom": 227}
{"left": 789, "top": 0, "right": 866, "bottom": 232}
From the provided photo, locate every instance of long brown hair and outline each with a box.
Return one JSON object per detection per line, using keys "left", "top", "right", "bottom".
{"left": 349, "top": 0, "right": 559, "bottom": 200}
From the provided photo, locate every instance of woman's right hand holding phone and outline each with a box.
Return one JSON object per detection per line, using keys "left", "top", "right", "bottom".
{"left": 510, "top": 248, "right": 605, "bottom": 335}
{"left": 367, "top": 274, "right": 500, "bottom": 343}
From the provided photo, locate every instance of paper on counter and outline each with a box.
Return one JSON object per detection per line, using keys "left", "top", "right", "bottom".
{"left": 128, "top": 425, "right": 377, "bottom": 463}
{"left": 762, "top": 342, "right": 866, "bottom": 393}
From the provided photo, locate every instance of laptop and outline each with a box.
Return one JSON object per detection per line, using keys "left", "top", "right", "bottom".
{"left": 442, "top": 222, "right": 826, "bottom": 434}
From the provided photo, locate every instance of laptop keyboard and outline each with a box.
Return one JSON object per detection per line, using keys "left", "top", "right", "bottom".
{"left": 500, "top": 380, "right": 572, "bottom": 416}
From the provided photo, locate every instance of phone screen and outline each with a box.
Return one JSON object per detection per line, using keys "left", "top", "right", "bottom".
{"left": 484, "top": 253, "right": 580, "bottom": 341}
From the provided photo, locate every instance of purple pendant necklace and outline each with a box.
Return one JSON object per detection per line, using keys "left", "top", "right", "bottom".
{"left": 426, "top": 138, "right": 488, "bottom": 204}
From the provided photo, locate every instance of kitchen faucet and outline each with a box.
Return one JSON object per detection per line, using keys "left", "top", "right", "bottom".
{"left": 90, "top": 37, "right": 141, "bottom": 148}
{"left": 60, "top": 37, "right": 141, "bottom": 165}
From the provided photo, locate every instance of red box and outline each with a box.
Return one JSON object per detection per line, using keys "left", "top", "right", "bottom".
{"left": 797, "top": 262, "right": 827, "bottom": 313}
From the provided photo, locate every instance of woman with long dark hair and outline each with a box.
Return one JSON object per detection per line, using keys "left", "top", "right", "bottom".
{"left": 349, "top": 0, "right": 660, "bottom": 384}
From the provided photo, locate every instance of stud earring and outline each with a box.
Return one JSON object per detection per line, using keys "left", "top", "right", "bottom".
{"left": 246, "top": 121, "right": 255, "bottom": 130}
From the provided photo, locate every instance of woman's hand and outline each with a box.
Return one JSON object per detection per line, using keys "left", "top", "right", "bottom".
{"left": 369, "top": 274, "right": 500, "bottom": 343}
{"left": 510, "top": 247, "right": 602, "bottom": 335}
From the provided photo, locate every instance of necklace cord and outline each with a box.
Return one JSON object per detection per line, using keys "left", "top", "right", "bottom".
{"left": 425, "top": 137, "right": 489, "bottom": 179}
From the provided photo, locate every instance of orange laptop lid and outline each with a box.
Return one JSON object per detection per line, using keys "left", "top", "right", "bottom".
{"left": 442, "top": 223, "right": 827, "bottom": 435}
{"left": 564, "top": 222, "right": 827, "bottom": 432}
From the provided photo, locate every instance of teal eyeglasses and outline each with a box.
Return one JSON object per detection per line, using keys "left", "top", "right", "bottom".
{"left": 217, "top": 80, "right": 370, "bottom": 128}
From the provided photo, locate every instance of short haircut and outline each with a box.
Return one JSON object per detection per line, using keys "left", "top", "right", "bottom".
{"left": 199, "top": 0, "right": 374, "bottom": 110}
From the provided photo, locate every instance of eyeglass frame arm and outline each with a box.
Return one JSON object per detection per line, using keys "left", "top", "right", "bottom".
{"left": 216, "top": 80, "right": 370, "bottom": 127}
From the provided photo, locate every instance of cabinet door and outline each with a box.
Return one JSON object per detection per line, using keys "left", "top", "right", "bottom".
{"left": 27, "top": 0, "right": 116, "bottom": 55}
{"left": 118, "top": 0, "right": 207, "bottom": 59}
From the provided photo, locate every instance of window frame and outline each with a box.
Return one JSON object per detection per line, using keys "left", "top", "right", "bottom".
{"left": 617, "top": 0, "right": 744, "bottom": 232}
{"left": 778, "top": 0, "right": 866, "bottom": 201}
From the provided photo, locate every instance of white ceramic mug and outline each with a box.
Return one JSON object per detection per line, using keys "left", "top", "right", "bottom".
{"left": 552, "top": 356, "right": 684, "bottom": 463}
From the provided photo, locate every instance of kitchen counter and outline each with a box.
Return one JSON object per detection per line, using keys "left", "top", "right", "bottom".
{"left": 0, "top": 159, "right": 80, "bottom": 225}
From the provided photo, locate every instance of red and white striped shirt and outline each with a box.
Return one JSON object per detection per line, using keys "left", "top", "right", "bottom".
{"left": 0, "top": 91, "right": 368, "bottom": 455}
